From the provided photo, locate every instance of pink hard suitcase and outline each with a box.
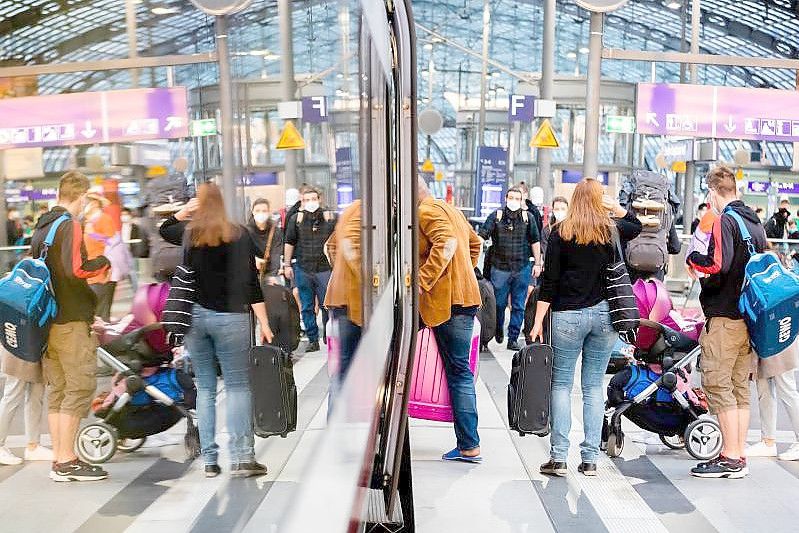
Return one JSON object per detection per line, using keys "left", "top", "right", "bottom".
{"left": 408, "top": 317, "right": 481, "bottom": 422}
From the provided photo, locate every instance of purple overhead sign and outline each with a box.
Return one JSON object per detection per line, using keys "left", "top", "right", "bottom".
{"left": 636, "top": 83, "right": 799, "bottom": 142}
{"left": 0, "top": 87, "right": 189, "bottom": 150}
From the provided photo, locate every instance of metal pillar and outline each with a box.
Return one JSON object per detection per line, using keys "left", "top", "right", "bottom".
{"left": 125, "top": 0, "right": 139, "bottom": 87}
{"left": 538, "top": 0, "right": 555, "bottom": 199}
{"left": 279, "top": 0, "right": 298, "bottom": 189}
{"left": 477, "top": 0, "right": 490, "bottom": 147}
{"left": 683, "top": 0, "right": 701, "bottom": 229}
{"left": 215, "top": 15, "right": 237, "bottom": 218}
{"left": 583, "top": 12, "right": 603, "bottom": 179}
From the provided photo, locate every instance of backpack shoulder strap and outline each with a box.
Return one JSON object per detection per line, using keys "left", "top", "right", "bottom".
{"left": 40, "top": 214, "right": 70, "bottom": 258}
{"left": 723, "top": 207, "right": 756, "bottom": 256}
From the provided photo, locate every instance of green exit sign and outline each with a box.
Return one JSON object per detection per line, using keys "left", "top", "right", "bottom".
{"left": 190, "top": 118, "right": 218, "bottom": 137}
{"left": 606, "top": 115, "right": 636, "bottom": 134}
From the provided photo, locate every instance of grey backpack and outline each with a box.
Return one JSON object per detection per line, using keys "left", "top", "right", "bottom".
{"left": 620, "top": 170, "right": 673, "bottom": 273}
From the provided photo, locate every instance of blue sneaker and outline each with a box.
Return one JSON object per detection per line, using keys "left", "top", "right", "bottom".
{"left": 442, "top": 448, "right": 482, "bottom": 463}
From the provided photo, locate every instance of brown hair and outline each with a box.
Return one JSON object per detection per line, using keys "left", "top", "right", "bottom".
{"left": 189, "top": 183, "right": 240, "bottom": 247}
{"left": 706, "top": 166, "right": 737, "bottom": 196}
{"left": 58, "top": 171, "right": 90, "bottom": 203}
{"left": 552, "top": 196, "right": 569, "bottom": 207}
{"left": 559, "top": 178, "right": 611, "bottom": 245}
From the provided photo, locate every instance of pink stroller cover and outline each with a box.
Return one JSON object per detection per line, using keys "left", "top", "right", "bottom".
{"left": 633, "top": 278, "right": 702, "bottom": 350}
{"left": 125, "top": 283, "right": 170, "bottom": 354}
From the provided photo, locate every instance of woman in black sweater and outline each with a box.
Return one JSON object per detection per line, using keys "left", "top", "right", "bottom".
{"left": 530, "top": 178, "right": 642, "bottom": 478}
{"left": 160, "top": 183, "right": 272, "bottom": 479}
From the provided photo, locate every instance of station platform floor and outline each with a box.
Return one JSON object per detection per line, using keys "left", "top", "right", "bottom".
{"left": 1, "top": 337, "right": 798, "bottom": 532}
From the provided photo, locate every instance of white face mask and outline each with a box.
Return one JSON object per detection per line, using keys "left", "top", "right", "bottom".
{"left": 553, "top": 210, "right": 567, "bottom": 222}
{"left": 305, "top": 201, "right": 320, "bottom": 213}
{"left": 121, "top": 215, "right": 132, "bottom": 224}
{"left": 253, "top": 213, "right": 269, "bottom": 225}
{"left": 506, "top": 200, "right": 522, "bottom": 212}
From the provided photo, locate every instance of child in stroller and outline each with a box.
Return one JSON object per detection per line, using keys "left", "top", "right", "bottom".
{"left": 76, "top": 284, "right": 199, "bottom": 464}
{"left": 602, "top": 319, "right": 722, "bottom": 460}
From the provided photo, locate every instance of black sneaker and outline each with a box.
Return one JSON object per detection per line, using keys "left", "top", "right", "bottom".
{"left": 306, "top": 341, "right": 320, "bottom": 353}
{"left": 230, "top": 461, "right": 268, "bottom": 478}
{"left": 690, "top": 455, "right": 746, "bottom": 479}
{"left": 205, "top": 464, "right": 221, "bottom": 478}
{"left": 578, "top": 462, "right": 597, "bottom": 476}
{"left": 540, "top": 459, "right": 567, "bottom": 477}
{"left": 495, "top": 333, "right": 504, "bottom": 345}
{"left": 49, "top": 459, "right": 108, "bottom": 482}
{"left": 507, "top": 339, "right": 522, "bottom": 351}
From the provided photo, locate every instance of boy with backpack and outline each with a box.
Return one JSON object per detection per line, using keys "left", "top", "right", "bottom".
{"left": 30, "top": 171, "right": 111, "bottom": 482}
{"left": 687, "top": 166, "right": 767, "bottom": 479}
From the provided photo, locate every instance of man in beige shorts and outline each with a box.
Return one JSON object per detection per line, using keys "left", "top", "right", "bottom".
{"left": 687, "top": 166, "right": 767, "bottom": 479}
{"left": 30, "top": 171, "right": 110, "bottom": 482}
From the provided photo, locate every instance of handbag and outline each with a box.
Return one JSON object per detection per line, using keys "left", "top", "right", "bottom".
{"left": 162, "top": 229, "right": 196, "bottom": 346}
{"left": 606, "top": 227, "right": 640, "bottom": 342}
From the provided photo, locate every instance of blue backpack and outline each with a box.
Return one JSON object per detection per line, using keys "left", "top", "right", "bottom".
{"left": 0, "top": 215, "right": 70, "bottom": 362}
{"left": 130, "top": 368, "right": 186, "bottom": 406}
{"left": 725, "top": 207, "right": 799, "bottom": 358}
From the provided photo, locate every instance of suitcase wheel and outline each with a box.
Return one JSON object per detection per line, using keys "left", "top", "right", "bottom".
{"left": 281, "top": 432, "right": 288, "bottom": 438}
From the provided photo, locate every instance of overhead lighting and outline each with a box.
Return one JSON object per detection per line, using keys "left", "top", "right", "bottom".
{"left": 423, "top": 43, "right": 433, "bottom": 50}
{"left": 152, "top": 7, "right": 179, "bottom": 15}
{"left": 248, "top": 50, "right": 279, "bottom": 60}
{"left": 579, "top": 47, "right": 589, "bottom": 54}
{"left": 491, "top": 71, "right": 501, "bottom": 78}
{"left": 666, "top": 1, "right": 681, "bottom": 9}
{"left": 566, "top": 52, "right": 577, "bottom": 59}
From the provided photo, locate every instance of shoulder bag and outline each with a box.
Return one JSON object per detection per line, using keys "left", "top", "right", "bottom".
{"left": 606, "top": 227, "right": 640, "bottom": 343}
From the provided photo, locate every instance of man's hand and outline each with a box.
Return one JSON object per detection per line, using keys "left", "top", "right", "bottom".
{"left": 175, "top": 198, "right": 200, "bottom": 221}
{"left": 602, "top": 195, "right": 628, "bottom": 219}
{"left": 533, "top": 265, "right": 542, "bottom": 279}
{"left": 686, "top": 264, "right": 699, "bottom": 281}
{"left": 284, "top": 265, "right": 294, "bottom": 281}
{"left": 259, "top": 320, "right": 274, "bottom": 345}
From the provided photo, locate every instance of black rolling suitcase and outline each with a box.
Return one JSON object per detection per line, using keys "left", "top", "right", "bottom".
{"left": 508, "top": 314, "right": 552, "bottom": 437}
{"left": 260, "top": 281, "right": 301, "bottom": 353}
{"left": 250, "top": 343, "right": 298, "bottom": 438}
{"left": 477, "top": 277, "right": 497, "bottom": 347}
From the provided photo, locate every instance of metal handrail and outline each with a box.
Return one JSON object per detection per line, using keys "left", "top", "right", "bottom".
{"left": 0, "top": 239, "right": 145, "bottom": 253}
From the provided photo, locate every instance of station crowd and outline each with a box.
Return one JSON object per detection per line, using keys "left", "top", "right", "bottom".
{"left": 1, "top": 160, "right": 798, "bottom": 484}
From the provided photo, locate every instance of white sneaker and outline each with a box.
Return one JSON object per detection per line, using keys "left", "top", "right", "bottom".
{"left": 0, "top": 446, "right": 23, "bottom": 466}
{"left": 778, "top": 443, "right": 799, "bottom": 461}
{"left": 745, "top": 440, "right": 777, "bottom": 457}
{"left": 24, "top": 445, "right": 54, "bottom": 462}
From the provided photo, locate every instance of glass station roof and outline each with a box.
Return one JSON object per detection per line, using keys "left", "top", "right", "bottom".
{"left": 2, "top": 0, "right": 799, "bottom": 170}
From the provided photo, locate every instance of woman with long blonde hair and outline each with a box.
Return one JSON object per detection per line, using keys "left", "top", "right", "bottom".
{"left": 161, "top": 182, "right": 273, "bottom": 479}
{"left": 530, "top": 178, "right": 641, "bottom": 477}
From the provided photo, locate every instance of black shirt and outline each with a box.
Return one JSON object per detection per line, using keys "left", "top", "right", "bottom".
{"left": 539, "top": 210, "right": 642, "bottom": 312}
{"left": 284, "top": 209, "right": 336, "bottom": 273}
{"left": 478, "top": 207, "right": 540, "bottom": 271}
{"left": 246, "top": 219, "right": 283, "bottom": 276}
{"left": 160, "top": 216, "right": 263, "bottom": 313}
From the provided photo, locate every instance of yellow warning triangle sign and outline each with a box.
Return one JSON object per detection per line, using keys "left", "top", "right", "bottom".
{"left": 276, "top": 120, "right": 305, "bottom": 150}
{"left": 530, "top": 119, "right": 560, "bottom": 149}
{"left": 421, "top": 158, "right": 435, "bottom": 172}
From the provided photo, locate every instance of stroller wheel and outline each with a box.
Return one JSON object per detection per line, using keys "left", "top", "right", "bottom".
{"left": 684, "top": 418, "right": 723, "bottom": 460}
{"left": 118, "top": 437, "right": 147, "bottom": 453}
{"left": 659, "top": 434, "right": 686, "bottom": 450}
{"left": 76, "top": 423, "right": 118, "bottom": 464}
{"left": 606, "top": 431, "right": 624, "bottom": 458}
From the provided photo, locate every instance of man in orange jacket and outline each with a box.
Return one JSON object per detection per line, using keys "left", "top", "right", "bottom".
{"left": 418, "top": 178, "right": 483, "bottom": 463}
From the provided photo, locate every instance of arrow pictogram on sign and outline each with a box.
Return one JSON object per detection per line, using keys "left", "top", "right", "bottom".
{"left": 724, "top": 116, "right": 736, "bottom": 133}
{"left": 646, "top": 112, "right": 659, "bottom": 127}
{"left": 165, "top": 116, "right": 183, "bottom": 132}
{"left": 81, "top": 121, "right": 97, "bottom": 138}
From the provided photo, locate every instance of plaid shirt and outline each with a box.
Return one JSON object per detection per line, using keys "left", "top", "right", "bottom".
{"left": 479, "top": 207, "right": 539, "bottom": 272}
{"left": 285, "top": 209, "right": 337, "bottom": 272}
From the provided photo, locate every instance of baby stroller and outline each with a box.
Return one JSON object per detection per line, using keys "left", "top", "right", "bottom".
{"left": 76, "top": 283, "right": 200, "bottom": 464}
{"left": 602, "top": 319, "right": 722, "bottom": 460}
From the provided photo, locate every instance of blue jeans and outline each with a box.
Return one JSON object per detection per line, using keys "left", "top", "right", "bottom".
{"left": 294, "top": 266, "right": 331, "bottom": 343}
{"left": 328, "top": 307, "right": 363, "bottom": 413}
{"left": 185, "top": 305, "right": 254, "bottom": 466}
{"left": 549, "top": 300, "right": 617, "bottom": 463}
{"left": 433, "top": 314, "right": 479, "bottom": 451}
{"left": 491, "top": 263, "right": 532, "bottom": 341}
